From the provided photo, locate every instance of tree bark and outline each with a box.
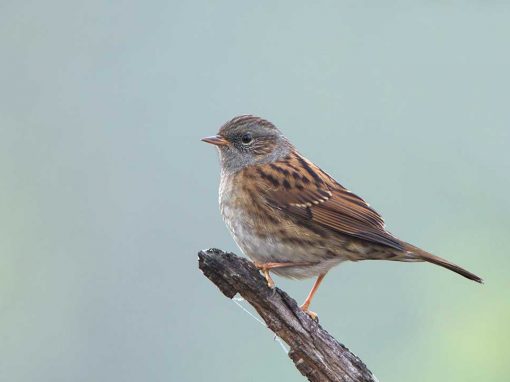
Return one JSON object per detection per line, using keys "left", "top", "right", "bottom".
{"left": 198, "top": 248, "right": 378, "bottom": 382}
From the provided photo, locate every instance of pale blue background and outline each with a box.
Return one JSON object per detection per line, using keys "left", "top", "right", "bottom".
{"left": 1, "top": 1, "right": 509, "bottom": 381}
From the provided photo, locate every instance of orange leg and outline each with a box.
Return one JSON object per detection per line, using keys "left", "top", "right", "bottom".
{"left": 254, "top": 261, "right": 314, "bottom": 288}
{"left": 300, "top": 273, "right": 327, "bottom": 320}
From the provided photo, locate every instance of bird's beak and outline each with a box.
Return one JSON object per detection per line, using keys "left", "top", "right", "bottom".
{"left": 201, "top": 135, "right": 229, "bottom": 146}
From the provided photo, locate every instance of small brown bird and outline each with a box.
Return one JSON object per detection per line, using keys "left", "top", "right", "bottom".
{"left": 202, "top": 115, "right": 482, "bottom": 318}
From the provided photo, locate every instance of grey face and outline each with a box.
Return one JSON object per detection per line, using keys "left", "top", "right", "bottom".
{"left": 202, "top": 116, "right": 293, "bottom": 174}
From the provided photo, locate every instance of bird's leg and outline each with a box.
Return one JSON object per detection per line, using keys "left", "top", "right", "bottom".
{"left": 254, "top": 261, "right": 314, "bottom": 288}
{"left": 300, "top": 273, "right": 327, "bottom": 320}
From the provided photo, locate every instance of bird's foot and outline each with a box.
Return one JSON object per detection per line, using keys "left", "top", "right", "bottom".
{"left": 262, "top": 269, "right": 275, "bottom": 288}
{"left": 254, "top": 261, "right": 316, "bottom": 288}
{"left": 254, "top": 263, "right": 276, "bottom": 288}
{"left": 300, "top": 304, "right": 319, "bottom": 321}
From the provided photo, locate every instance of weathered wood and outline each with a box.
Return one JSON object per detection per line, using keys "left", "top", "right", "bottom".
{"left": 198, "top": 248, "right": 378, "bottom": 382}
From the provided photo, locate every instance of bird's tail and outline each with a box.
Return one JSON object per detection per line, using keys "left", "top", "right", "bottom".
{"left": 402, "top": 242, "right": 483, "bottom": 283}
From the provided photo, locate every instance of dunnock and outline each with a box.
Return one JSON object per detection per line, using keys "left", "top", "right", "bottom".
{"left": 202, "top": 115, "right": 482, "bottom": 318}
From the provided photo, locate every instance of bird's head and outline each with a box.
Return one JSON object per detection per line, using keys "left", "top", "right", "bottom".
{"left": 202, "top": 115, "right": 292, "bottom": 173}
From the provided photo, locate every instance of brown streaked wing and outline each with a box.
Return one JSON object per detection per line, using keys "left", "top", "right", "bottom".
{"left": 252, "top": 153, "right": 404, "bottom": 251}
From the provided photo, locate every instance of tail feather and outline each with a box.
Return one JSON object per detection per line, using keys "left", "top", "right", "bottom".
{"left": 403, "top": 242, "right": 483, "bottom": 284}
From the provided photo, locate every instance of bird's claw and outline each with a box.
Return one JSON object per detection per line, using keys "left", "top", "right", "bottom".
{"left": 300, "top": 305, "right": 319, "bottom": 322}
{"left": 263, "top": 269, "right": 275, "bottom": 288}
{"left": 255, "top": 263, "right": 276, "bottom": 288}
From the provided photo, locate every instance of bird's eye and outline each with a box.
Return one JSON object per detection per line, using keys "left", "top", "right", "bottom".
{"left": 241, "top": 132, "right": 253, "bottom": 145}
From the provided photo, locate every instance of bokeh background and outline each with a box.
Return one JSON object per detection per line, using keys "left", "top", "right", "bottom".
{"left": 1, "top": 1, "right": 509, "bottom": 381}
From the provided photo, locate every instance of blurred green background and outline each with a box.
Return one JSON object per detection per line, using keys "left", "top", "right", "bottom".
{"left": 1, "top": 1, "right": 509, "bottom": 381}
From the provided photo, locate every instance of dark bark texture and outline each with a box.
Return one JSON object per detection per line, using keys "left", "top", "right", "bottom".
{"left": 198, "top": 248, "right": 378, "bottom": 382}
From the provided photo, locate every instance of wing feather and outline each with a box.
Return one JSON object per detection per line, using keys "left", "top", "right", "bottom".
{"left": 250, "top": 153, "right": 403, "bottom": 251}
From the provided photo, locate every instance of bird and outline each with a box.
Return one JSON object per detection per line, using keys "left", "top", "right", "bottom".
{"left": 202, "top": 115, "right": 482, "bottom": 319}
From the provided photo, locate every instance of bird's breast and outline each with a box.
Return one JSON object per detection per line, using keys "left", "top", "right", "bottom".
{"left": 219, "top": 172, "right": 286, "bottom": 261}
{"left": 219, "top": 171, "right": 261, "bottom": 252}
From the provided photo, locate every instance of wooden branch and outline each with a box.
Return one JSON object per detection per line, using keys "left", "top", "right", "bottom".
{"left": 198, "top": 248, "right": 378, "bottom": 382}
